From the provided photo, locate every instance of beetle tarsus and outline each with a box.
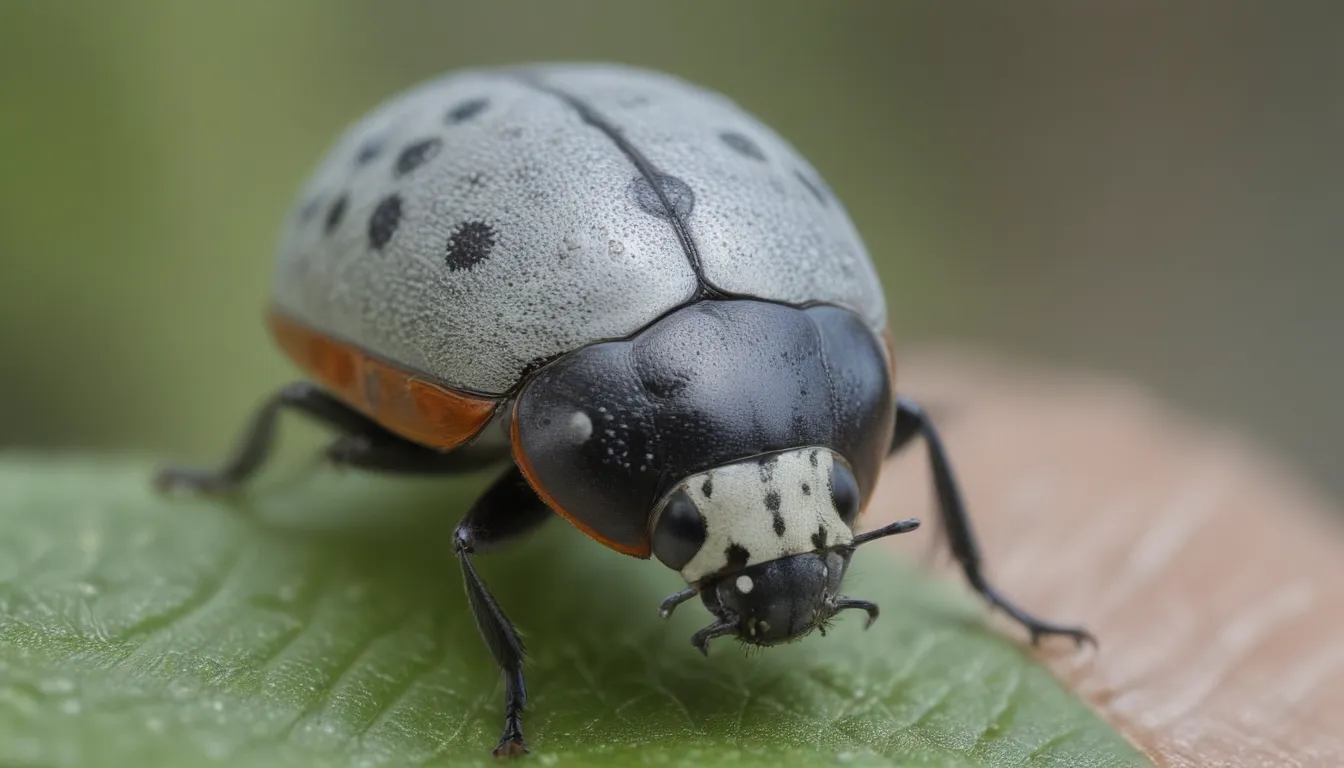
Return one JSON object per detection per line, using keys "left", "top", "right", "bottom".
{"left": 493, "top": 732, "right": 529, "bottom": 758}
{"left": 153, "top": 466, "right": 234, "bottom": 496}
{"left": 891, "top": 395, "right": 1096, "bottom": 648}
{"left": 976, "top": 581, "right": 1098, "bottom": 648}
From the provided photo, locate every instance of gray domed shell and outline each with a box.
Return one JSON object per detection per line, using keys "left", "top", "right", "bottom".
{"left": 272, "top": 63, "right": 886, "bottom": 396}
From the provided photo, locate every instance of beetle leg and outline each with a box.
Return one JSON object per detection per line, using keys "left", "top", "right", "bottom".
{"left": 322, "top": 432, "right": 503, "bottom": 475}
{"left": 155, "top": 382, "right": 386, "bottom": 493}
{"left": 454, "top": 467, "right": 552, "bottom": 758}
{"left": 892, "top": 396, "right": 1096, "bottom": 648}
{"left": 154, "top": 382, "right": 493, "bottom": 494}
{"left": 889, "top": 398, "right": 923, "bottom": 455}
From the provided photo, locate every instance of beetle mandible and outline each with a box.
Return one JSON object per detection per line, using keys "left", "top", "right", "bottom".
{"left": 157, "top": 63, "right": 1093, "bottom": 758}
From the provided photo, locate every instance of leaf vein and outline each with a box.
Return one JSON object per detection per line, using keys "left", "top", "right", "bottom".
{"left": 357, "top": 612, "right": 444, "bottom": 739}
{"left": 118, "top": 543, "right": 250, "bottom": 666}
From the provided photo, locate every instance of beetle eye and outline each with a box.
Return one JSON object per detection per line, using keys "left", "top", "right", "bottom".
{"left": 830, "top": 460, "right": 861, "bottom": 525}
{"left": 652, "top": 489, "right": 706, "bottom": 571}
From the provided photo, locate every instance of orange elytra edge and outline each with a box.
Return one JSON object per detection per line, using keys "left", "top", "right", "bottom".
{"left": 266, "top": 308, "right": 500, "bottom": 451}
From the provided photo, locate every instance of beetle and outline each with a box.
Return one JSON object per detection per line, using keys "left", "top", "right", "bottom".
{"left": 156, "top": 62, "right": 1093, "bottom": 758}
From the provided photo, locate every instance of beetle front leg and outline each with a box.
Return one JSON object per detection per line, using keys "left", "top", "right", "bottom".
{"left": 891, "top": 396, "right": 1095, "bottom": 647}
{"left": 454, "top": 467, "right": 553, "bottom": 758}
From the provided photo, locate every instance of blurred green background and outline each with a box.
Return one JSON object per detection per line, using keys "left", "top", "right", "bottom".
{"left": 1, "top": 1, "right": 1340, "bottom": 502}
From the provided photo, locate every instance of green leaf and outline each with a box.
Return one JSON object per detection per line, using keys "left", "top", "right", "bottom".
{"left": 0, "top": 456, "right": 1148, "bottom": 768}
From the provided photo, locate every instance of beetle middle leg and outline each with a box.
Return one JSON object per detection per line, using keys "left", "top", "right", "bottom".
{"left": 890, "top": 396, "right": 1095, "bottom": 646}
{"left": 453, "top": 467, "right": 553, "bottom": 758}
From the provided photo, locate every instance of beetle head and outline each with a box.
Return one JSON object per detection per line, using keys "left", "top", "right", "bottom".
{"left": 649, "top": 448, "right": 919, "bottom": 652}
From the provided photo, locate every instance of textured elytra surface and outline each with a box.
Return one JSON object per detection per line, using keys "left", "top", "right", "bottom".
{"left": 0, "top": 457, "right": 1147, "bottom": 767}
{"left": 536, "top": 65, "right": 885, "bottom": 323}
{"left": 272, "top": 63, "right": 885, "bottom": 395}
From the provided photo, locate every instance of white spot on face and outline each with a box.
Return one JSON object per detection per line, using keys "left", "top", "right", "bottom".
{"left": 736, "top": 575, "right": 754, "bottom": 593}
{"left": 568, "top": 411, "right": 593, "bottom": 441}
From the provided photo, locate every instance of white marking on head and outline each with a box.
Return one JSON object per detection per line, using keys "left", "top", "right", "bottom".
{"left": 568, "top": 411, "right": 593, "bottom": 441}
{"left": 651, "top": 448, "right": 857, "bottom": 584}
{"left": 736, "top": 575, "right": 754, "bottom": 593}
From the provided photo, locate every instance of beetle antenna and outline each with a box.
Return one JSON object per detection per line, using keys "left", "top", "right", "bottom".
{"left": 690, "top": 618, "right": 738, "bottom": 656}
{"left": 658, "top": 586, "right": 698, "bottom": 619}
{"left": 849, "top": 517, "right": 921, "bottom": 548}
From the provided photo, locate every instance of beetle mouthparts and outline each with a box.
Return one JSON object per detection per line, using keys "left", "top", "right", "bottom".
{"left": 826, "top": 596, "right": 880, "bottom": 629}
{"left": 690, "top": 619, "right": 738, "bottom": 656}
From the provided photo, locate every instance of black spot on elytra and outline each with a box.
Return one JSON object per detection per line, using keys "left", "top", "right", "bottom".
{"left": 394, "top": 137, "right": 442, "bottom": 177}
{"left": 368, "top": 195, "right": 402, "bottom": 251}
{"left": 720, "top": 131, "right": 766, "bottom": 161}
{"left": 324, "top": 193, "right": 348, "bottom": 234}
{"left": 811, "top": 525, "right": 828, "bottom": 550}
{"left": 355, "top": 139, "right": 383, "bottom": 165}
{"left": 772, "top": 510, "right": 786, "bottom": 537}
{"left": 701, "top": 476, "right": 714, "bottom": 499}
{"left": 808, "top": 450, "right": 819, "bottom": 468}
{"left": 764, "top": 491, "right": 781, "bottom": 512}
{"left": 795, "top": 169, "right": 828, "bottom": 206}
{"left": 725, "top": 543, "right": 750, "bottom": 569}
{"left": 447, "top": 97, "right": 489, "bottom": 124}
{"left": 445, "top": 220, "right": 497, "bottom": 271}
{"left": 801, "top": 482, "right": 811, "bottom": 495}
{"left": 629, "top": 173, "right": 694, "bottom": 220}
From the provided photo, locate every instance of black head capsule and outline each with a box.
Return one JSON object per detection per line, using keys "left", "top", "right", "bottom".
{"left": 700, "top": 550, "right": 848, "bottom": 646}
{"left": 676, "top": 518, "right": 921, "bottom": 653}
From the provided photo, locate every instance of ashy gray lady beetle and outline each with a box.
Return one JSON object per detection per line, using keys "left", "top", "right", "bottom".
{"left": 157, "top": 63, "right": 1093, "bottom": 757}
